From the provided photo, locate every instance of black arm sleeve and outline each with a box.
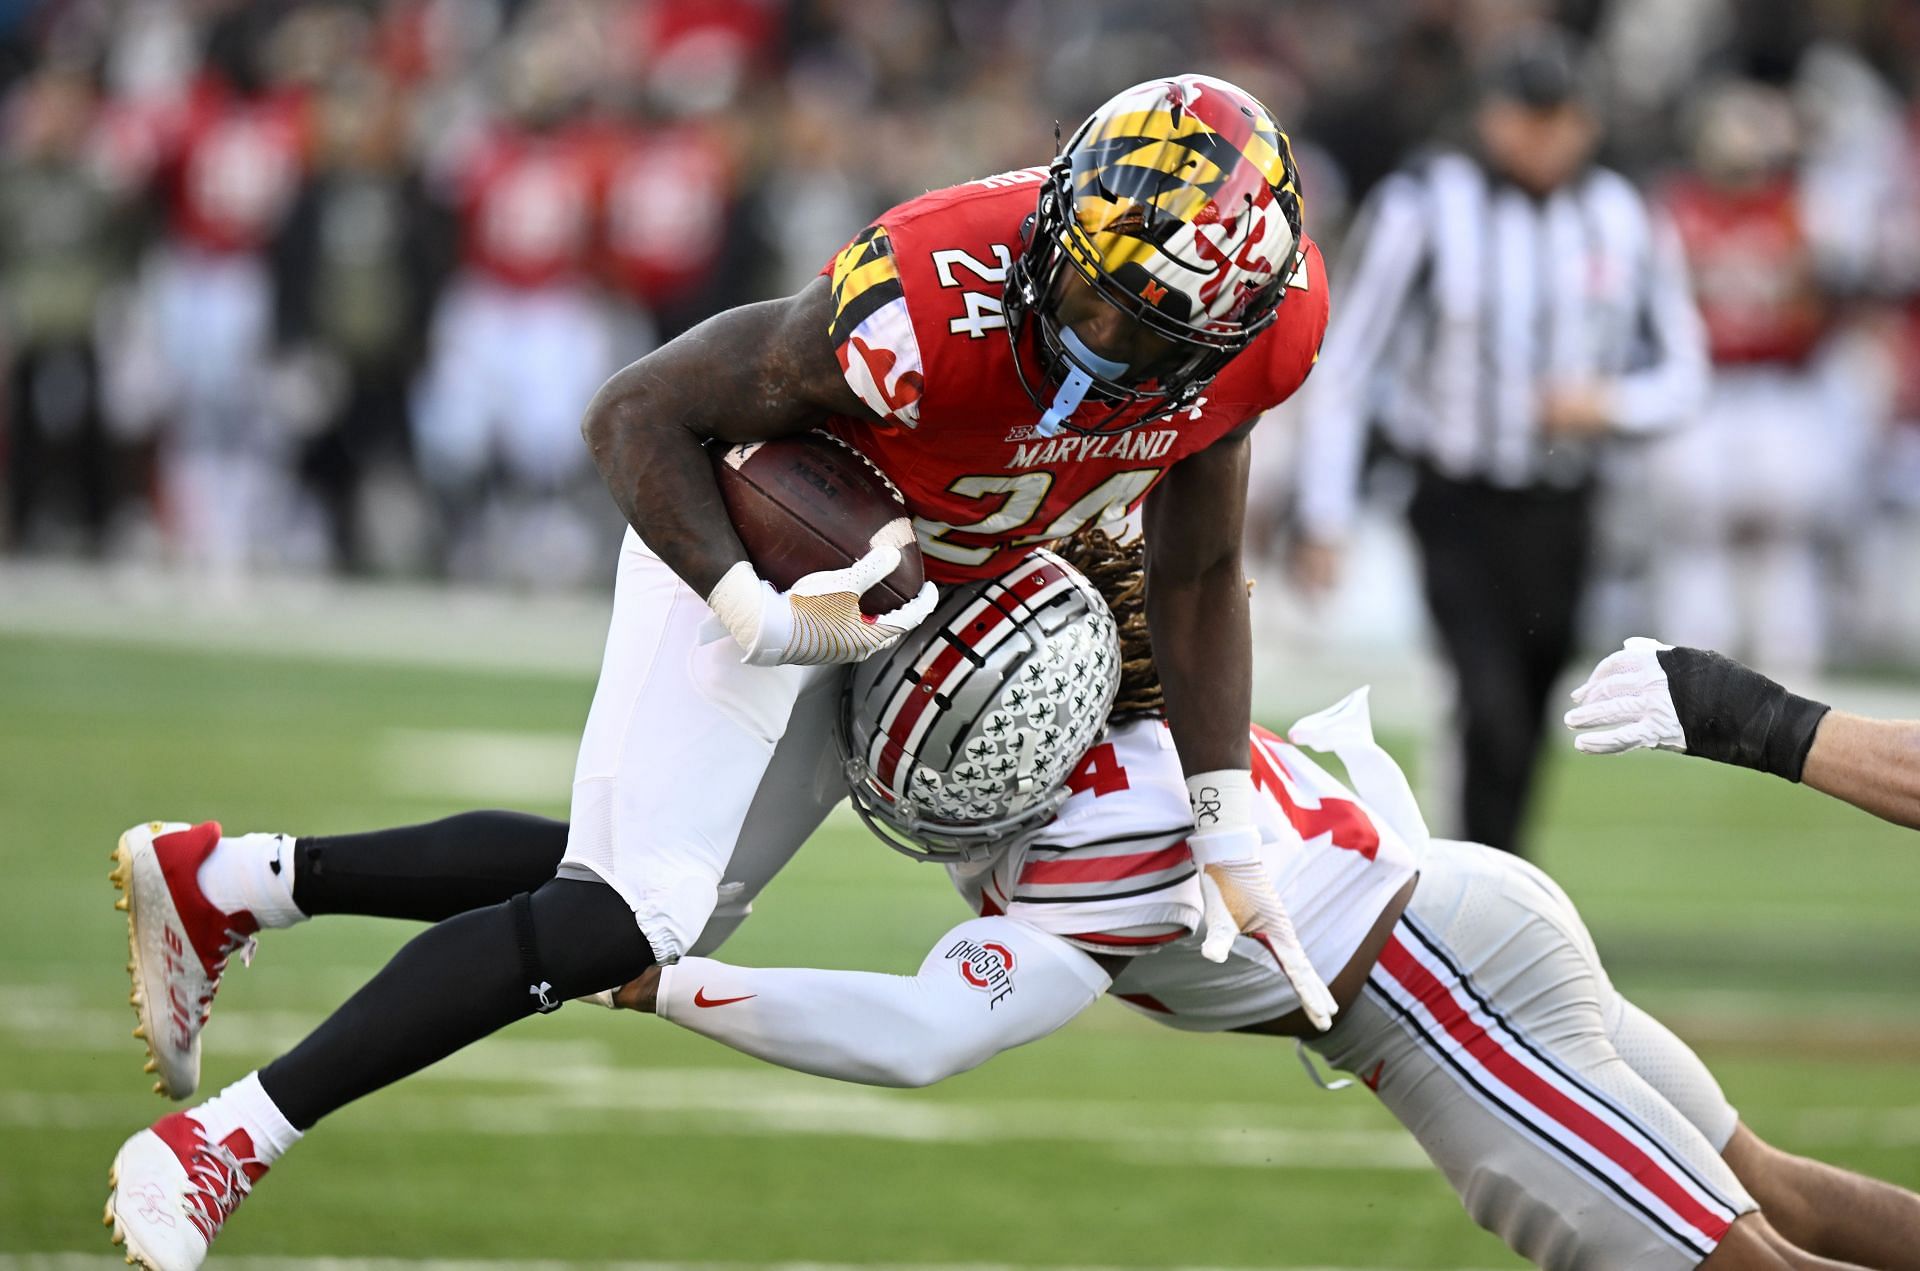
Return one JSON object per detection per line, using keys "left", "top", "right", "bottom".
{"left": 1657, "top": 646, "right": 1831, "bottom": 782}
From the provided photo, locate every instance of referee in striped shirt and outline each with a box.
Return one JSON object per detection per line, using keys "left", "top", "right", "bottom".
{"left": 1293, "top": 29, "right": 1709, "bottom": 855}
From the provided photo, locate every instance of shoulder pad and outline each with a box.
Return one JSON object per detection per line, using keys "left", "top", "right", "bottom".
{"left": 827, "top": 224, "right": 926, "bottom": 427}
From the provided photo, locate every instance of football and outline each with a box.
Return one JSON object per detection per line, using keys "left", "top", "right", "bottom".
{"left": 711, "top": 432, "right": 926, "bottom": 615}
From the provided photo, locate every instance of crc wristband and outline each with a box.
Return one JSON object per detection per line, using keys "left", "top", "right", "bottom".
{"left": 1655, "top": 646, "right": 1831, "bottom": 782}
{"left": 1186, "top": 769, "right": 1254, "bottom": 831}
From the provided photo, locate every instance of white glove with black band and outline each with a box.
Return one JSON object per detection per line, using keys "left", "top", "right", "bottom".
{"left": 707, "top": 545, "right": 938, "bottom": 667}
{"left": 1566, "top": 637, "right": 1830, "bottom": 781}
{"left": 1186, "top": 769, "right": 1337, "bottom": 1031}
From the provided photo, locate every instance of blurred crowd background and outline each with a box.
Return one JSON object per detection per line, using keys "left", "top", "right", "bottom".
{"left": 3, "top": 0, "right": 1920, "bottom": 671}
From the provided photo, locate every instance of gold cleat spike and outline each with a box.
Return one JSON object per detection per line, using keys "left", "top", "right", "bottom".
{"left": 115, "top": 896, "right": 129, "bottom": 912}
{"left": 152, "top": 1081, "right": 164, "bottom": 1094}
{"left": 143, "top": 1059, "right": 157, "bottom": 1073}
{"left": 131, "top": 1024, "right": 144, "bottom": 1039}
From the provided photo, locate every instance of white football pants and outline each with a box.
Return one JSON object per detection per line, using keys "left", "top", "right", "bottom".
{"left": 561, "top": 528, "right": 851, "bottom": 963}
{"left": 1307, "top": 839, "right": 1756, "bottom": 1269}
{"left": 411, "top": 277, "right": 616, "bottom": 493}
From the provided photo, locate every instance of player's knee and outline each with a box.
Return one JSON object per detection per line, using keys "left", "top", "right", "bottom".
{"left": 521, "top": 876, "right": 655, "bottom": 1003}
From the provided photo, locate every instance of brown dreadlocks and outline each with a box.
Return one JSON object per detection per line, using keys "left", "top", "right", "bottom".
{"left": 1053, "top": 528, "right": 1163, "bottom": 723}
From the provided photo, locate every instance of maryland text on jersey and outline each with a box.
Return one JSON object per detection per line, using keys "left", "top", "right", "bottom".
{"left": 1006, "top": 427, "right": 1180, "bottom": 469}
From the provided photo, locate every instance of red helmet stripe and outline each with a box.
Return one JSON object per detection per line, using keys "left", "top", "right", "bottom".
{"left": 873, "top": 552, "right": 1069, "bottom": 793}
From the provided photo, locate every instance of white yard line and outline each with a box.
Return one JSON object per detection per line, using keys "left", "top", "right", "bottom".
{"left": 0, "top": 563, "right": 609, "bottom": 678}
{"left": 0, "top": 984, "right": 1429, "bottom": 1169}
{"left": 8, "top": 560, "right": 1920, "bottom": 730}
{"left": 0, "top": 1258, "right": 1517, "bottom": 1271}
{"left": 377, "top": 729, "right": 581, "bottom": 804}
{"left": 0, "top": 1083, "right": 1429, "bottom": 1171}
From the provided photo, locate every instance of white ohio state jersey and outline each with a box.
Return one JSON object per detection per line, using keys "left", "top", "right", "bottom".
{"left": 945, "top": 716, "right": 1202, "bottom": 955}
{"left": 946, "top": 690, "right": 1422, "bottom": 1031}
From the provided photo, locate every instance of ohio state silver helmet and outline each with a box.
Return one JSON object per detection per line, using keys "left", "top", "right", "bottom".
{"left": 840, "top": 548, "right": 1121, "bottom": 861}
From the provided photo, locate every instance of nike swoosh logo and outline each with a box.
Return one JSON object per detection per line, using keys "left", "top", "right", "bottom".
{"left": 693, "top": 988, "right": 757, "bottom": 1009}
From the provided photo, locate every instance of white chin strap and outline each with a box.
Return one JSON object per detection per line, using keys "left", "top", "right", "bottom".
{"left": 1036, "top": 326, "right": 1130, "bottom": 438}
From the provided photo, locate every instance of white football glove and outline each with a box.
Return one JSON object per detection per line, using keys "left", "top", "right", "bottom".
{"left": 1187, "top": 771, "right": 1337, "bottom": 1031}
{"left": 706, "top": 545, "right": 938, "bottom": 667}
{"left": 1564, "top": 636, "right": 1687, "bottom": 755}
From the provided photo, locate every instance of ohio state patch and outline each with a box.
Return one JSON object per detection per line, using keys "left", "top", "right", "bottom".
{"left": 945, "top": 936, "right": 1017, "bottom": 1008}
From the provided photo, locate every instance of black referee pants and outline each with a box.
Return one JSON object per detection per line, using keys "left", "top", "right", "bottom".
{"left": 1407, "top": 467, "right": 1594, "bottom": 856}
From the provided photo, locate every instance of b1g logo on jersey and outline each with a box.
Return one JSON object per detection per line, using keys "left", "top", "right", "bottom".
{"left": 946, "top": 937, "right": 1017, "bottom": 1008}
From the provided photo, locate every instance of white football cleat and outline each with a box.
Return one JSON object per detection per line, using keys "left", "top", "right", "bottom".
{"left": 106, "top": 1110, "right": 267, "bottom": 1271}
{"left": 111, "top": 822, "right": 259, "bottom": 1100}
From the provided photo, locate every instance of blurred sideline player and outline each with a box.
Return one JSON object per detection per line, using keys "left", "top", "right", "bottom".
{"left": 1648, "top": 81, "right": 1863, "bottom": 677}
{"left": 1569, "top": 637, "right": 1920, "bottom": 832}
{"left": 117, "top": 16, "right": 311, "bottom": 572}
{"left": 407, "top": 30, "right": 616, "bottom": 580}
{"left": 103, "top": 76, "right": 1337, "bottom": 1271}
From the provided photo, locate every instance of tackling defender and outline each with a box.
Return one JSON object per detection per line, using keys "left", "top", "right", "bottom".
{"left": 105, "top": 76, "right": 1338, "bottom": 1271}
{"left": 601, "top": 537, "right": 1920, "bottom": 1271}
{"left": 1568, "top": 638, "right": 1920, "bottom": 831}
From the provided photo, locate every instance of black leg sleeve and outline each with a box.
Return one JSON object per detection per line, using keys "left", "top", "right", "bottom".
{"left": 293, "top": 811, "right": 570, "bottom": 922}
{"left": 259, "top": 876, "right": 650, "bottom": 1130}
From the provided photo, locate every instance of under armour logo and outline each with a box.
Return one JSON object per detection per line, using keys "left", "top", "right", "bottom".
{"left": 132, "top": 1182, "right": 176, "bottom": 1227}
{"left": 529, "top": 981, "right": 561, "bottom": 1014}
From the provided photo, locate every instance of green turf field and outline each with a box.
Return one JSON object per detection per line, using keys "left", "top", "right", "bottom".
{"left": 2, "top": 631, "right": 1916, "bottom": 1270}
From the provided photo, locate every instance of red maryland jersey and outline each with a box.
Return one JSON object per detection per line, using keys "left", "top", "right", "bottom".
{"left": 1664, "top": 175, "right": 1826, "bottom": 367}
{"left": 819, "top": 167, "right": 1328, "bottom": 584}
{"left": 167, "top": 78, "right": 310, "bottom": 255}
{"left": 451, "top": 124, "right": 601, "bottom": 289}
{"left": 595, "top": 119, "right": 736, "bottom": 308}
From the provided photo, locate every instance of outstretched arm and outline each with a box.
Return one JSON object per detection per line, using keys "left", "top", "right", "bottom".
{"left": 608, "top": 917, "right": 1113, "bottom": 1088}
{"left": 1798, "top": 713, "right": 1920, "bottom": 831}
{"left": 1141, "top": 426, "right": 1337, "bottom": 1027}
{"left": 1566, "top": 638, "right": 1920, "bottom": 830}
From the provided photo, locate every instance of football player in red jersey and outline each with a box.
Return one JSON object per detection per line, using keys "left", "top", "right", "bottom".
{"left": 132, "top": 25, "right": 312, "bottom": 572}
{"left": 408, "top": 32, "right": 617, "bottom": 571}
{"left": 103, "top": 77, "right": 1335, "bottom": 1271}
{"left": 1646, "top": 81, "right": 1862, "bottom": 676}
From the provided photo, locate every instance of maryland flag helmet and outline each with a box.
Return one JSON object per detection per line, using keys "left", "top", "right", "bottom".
{"left": 1006, "top": 75, "right": 1306, "bottom": 434}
